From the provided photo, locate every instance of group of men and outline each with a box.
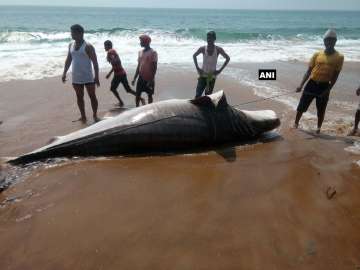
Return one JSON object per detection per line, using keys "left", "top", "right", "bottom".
{"left": 61, "top": 25, "right": 230, "bottom": 124}
{"left": 60, "top": 24, "right": 359, "bottom": 136}
{"left": 62, "top": 24, "right": 158, "bottom": 123}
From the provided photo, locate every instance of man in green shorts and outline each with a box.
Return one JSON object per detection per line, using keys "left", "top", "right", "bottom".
{"left": 193, "top": 31, "right": 230, "bottom": 98}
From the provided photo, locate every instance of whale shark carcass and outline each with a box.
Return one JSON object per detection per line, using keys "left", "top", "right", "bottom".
{"left": 9, "top": 91, "right": 280, "bottom": 164}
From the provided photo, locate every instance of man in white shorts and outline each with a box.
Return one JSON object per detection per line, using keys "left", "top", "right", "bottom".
{"left": 62, "top": 24, "right": 100, "bottom": 123}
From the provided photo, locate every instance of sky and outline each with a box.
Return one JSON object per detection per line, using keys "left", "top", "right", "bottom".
{"left": 0, "top": 0, "right": 360, "bottom": 10}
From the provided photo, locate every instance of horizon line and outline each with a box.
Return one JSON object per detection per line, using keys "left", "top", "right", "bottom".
{"left": 0, "top": 4, "right": 360, "bottom": 12}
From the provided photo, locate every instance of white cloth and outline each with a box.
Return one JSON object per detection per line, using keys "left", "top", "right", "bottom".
{"left": 70, "top": 41, "right": 94, "bottom": 84}
{"left": 202, "top": 46, "right": 218, "bottom": 74}
{"left": 324, "top": 29, "right": 337, "bottom": 39}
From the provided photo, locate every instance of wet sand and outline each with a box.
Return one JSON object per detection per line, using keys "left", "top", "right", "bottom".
{"left": 1, "top": 66, "right": 360, "bottom": 269}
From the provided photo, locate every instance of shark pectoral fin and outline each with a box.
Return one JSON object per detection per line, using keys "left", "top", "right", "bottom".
{"left": 215, "top": 146, "right": 237, "bottom": 162}
{"left": 191, "top": 90, "right": 228, "bottom": 109}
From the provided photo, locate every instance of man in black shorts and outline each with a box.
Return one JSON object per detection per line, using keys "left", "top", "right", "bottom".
{"left": 104, "top": 40, "right": 144, "bottom": 107}
{"left": 295, "top": 29, "right": 344, "bottom": 133}
{"left": 132, "top": 35, "right": 158, "bottom": 107}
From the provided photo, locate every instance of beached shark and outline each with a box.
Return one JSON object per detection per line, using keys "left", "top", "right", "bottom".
{"left": 9, "top": 91, "right": 280, "bottom": 165}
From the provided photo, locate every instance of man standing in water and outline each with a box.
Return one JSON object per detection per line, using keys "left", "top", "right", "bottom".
{"left": 294, "top": 29, "right": 344, "bottom": 134}
{"left": 104, "top": 40, "right": 145, "bottom": 107}
{"left": 348, "top": 86, "right": 360, "bottom": 136}
{"left": 62, "top": 24, "right": 100, "bottom": 123}
{"left": 193, "top": 31, "right": 230, "bottom": 98}
{"left": 132, "top": 35, "right": 158, "bottom": 107}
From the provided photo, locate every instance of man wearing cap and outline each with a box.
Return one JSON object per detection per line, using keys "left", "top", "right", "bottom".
{"left": 294, "top": 29, "right": 344, "bottom": 133}
{"left": 193, "top": 31, "right": 230, "bottom": 98}
{"left": 131, "top": 35, "right": 158, "bottom": 106}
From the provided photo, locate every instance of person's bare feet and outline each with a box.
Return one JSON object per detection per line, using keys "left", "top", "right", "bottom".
{"left": 118, "top": 100, "right": 124, "bottom": 107}
{"left": 93, "top": 116, "right": 101, "bottom": 123}
{"left": 293, "top": 122, "right": 299, "bottom": 129}
{"left": 72, "top": 117, "right": 87, "bottom": 123}
{"left": 140, "top": 97, "right": 146, "bottom": 105}
{"left": 348, "top": 129, "right": 358, "bottom": 136}
{"left": 316, "top": 128, "right": 321, "bottom": 134}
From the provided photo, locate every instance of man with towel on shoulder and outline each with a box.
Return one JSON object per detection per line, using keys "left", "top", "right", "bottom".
{"left": 193, "top": 31, "right": 230, "bottom": 98}
{"left": 294, "top": 29, "right": 344, "bottom": 134}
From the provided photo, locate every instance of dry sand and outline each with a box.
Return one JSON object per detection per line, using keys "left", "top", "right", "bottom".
{"left": 0, "top": 66, "right": 360, "bottom": 269}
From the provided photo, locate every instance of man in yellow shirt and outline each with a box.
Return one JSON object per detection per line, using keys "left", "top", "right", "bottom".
{"left": 294, "top": 29, "right": 344, "bottom": 133}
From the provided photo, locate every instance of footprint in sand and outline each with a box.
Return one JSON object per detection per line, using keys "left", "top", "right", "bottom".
{"left": 15, "top": 214, "right": 32, "bottom": 223}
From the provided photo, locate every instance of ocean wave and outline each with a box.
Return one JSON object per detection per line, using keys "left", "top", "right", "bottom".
{"left": 87, "top": 27, "right": 138, "bottom": 34}
{"left": 0, "top": 31, "right": 71, "bottom": 44}
{"left": 1, "top": 28, "right": 360, "bottom": 82}
{"left": 2, "top": 26, "right": 360, "bottom": 44}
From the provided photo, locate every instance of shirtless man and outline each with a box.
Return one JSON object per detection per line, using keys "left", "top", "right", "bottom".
{"left": 132, "top": 35, "right": 158, "bottom": 107}
{"left": 193, "top": 31, "right": 230, "bottom": 98}
{"left": 62, "top": 24, "right": 100, "bottom": 122}
{"left": 104, "top": 40, "right": 144, "bottom": 107}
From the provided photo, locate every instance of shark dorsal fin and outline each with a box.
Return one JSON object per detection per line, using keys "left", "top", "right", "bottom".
{"left": 191, "top": 90, "right": 228, "bottom": 109}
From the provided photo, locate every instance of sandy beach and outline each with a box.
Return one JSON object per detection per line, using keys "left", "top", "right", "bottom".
{"left": 1, "top": 64, "right": 360, "bottom": 269}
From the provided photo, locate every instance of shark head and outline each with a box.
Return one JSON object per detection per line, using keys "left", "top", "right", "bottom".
{"left": 240, "top": 109, "right": 281, "bottom": 134}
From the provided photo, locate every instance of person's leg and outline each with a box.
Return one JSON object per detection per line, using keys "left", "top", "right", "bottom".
{"left": 72, "top": 84, "right": 86, "bottom": 122}
{"left": 148, "top": 94, "right": 153, "bottom": 104}
{"left": 195, "top": 77, "right": 207, "bottom": 98}
{"left": 205, "top": 78, "right": 216, "bottom": 95}
{"left": 354, "top": 110, "right": 360, "bottom": 132}
{"left": 122, "top": 75, "right": 145, "bottom": 105}
{"left": 294, "top": 93, "right": 314, "bottom": 128}
{"left": 135, "top": 79, "right": 143, "bottom": 107}
{"left": 349, "top": 109, "right": 360, "bottom": 135}
{"left": 294, "top": 111, "right": 303, "bottom": 129}
{"left": 110, "top": 76, "right": 124, "bottom": 106}
{"left": 147, "top": 80, "right": 155, "bottom": 104}
{"left": 315, "top": 93, "right": 329, "bottom": 134}
{"left": 85, "top": 83, "right": 99, "bottom": 122}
